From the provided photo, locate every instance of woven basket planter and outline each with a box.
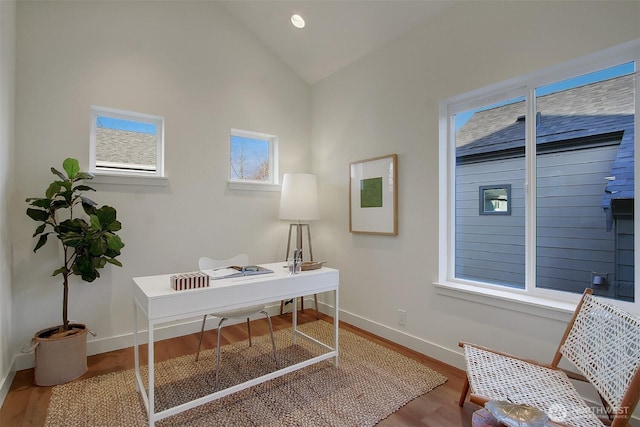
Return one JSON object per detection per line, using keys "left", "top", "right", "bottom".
{"left": 33, "top": 324, "right": 88, "bottom": 386}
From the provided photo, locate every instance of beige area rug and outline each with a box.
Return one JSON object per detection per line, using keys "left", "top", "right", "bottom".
{"left": 45, "top": 320, "right": 447, "bottom": 426}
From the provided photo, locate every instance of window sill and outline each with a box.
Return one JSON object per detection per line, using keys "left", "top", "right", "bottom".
{"left": 227, "top": 181, "right": 281, "bottom": 192}
{"left": 434, "top": 281, "right": 577, "bottom": 322}
{"left": 91, "top": 173, "right": 169, "bottom": 187}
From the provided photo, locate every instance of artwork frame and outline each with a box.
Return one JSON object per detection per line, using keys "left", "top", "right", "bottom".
{"left": 349, "top": 154, "right": 398, "bottom": 235}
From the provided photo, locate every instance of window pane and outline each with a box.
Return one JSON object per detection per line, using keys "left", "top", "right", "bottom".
{"left": 94, "top": 114, "right": 158, "bottom": 172}
{"left": 230, "top": 135, "right": 270, "bottom": 182}
{"left": 455, "top": 97, "right": 526, "bottom": 288}
{"left": 535, "top": 63, "right": 635, "bottom": 301}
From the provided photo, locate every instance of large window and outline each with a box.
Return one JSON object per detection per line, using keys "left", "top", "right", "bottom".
{"left": 440, "top": 42, "right": 638, "bottom": 307}
{"left": 90, "top": 106, "right": 164, "bottom": 178}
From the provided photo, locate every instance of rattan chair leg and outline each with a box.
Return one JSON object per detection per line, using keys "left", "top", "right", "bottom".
{"left": 459, "top": 376, "right": 470, "bottom": 407}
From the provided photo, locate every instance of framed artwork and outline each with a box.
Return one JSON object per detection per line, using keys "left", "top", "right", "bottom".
{"left": 349, "top": 154, "right": 398, "bottom": 235}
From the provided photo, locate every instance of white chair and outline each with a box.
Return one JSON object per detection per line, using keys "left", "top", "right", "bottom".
{"left": 196, "top": 255, "right": 278, "bottom": 388}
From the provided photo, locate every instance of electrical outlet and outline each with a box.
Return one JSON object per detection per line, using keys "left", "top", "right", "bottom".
{"left": 397, "top": 309, "right": 406, "bottom": 326}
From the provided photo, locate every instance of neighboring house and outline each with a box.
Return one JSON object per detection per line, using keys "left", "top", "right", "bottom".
{"left": 455, "top": 74, "right": 634, "bottom": 301}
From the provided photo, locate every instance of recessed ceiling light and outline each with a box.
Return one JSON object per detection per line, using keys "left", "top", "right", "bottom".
{"left": 290, "top": 14, "right": 305, "bottom": 29}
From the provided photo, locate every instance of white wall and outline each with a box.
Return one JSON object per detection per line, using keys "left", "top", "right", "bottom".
{"left": 11, "top": 0, "right": 310, "bottom": 368}
{"left": 311, "top": 0, "right": 640, "bottom": 372}
{"left": 6, "top": 0, "right": 640, "bottom": 415}
{"left": 0, "top": 0, "right": 16, "bottom": 403}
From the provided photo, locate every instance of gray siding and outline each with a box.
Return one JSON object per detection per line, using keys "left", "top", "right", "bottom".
{"left": 617, "top": 218, "right": 634, "bottom": 300}
{"left": 456, "top": 144, "right": 619, "bottom": 297}
{"left": 456, "top": 157, "right": 526, "bottom": 287}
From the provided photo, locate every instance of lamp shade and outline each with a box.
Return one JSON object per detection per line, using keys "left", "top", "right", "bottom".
{"left": 279, "top": 173, "right": 319, "bottom": 221}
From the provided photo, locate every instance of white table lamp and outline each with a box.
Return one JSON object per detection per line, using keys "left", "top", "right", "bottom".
{"left": 279, "top": 173, "right": 319, "bottom": 261}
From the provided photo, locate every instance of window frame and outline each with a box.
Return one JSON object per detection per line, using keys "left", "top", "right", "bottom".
{"left": 479, "top": 185, "right": 512, "bottom": 215}
{"left": 90, "top": 105, "right": 165, "bottom": 179}
{"left": 228, "top": 128, "right": 280, "bottom": 191}
{"left": 438, "top": 40, "right": 640, "bottom": 313}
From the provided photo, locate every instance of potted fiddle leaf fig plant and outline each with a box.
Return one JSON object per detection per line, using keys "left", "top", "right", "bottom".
{"left": 26, "top": 158, "right": 125, "bottom": 386}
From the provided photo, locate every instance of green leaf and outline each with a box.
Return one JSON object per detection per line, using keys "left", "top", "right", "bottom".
{"left": 52, "top": 267, "right": 66, "bottom": 277}
{"left": 83, "top": 271, "right": 99, "bottom": 282}
{"left": 89, "top": 214, "right": 102, "bottom": 231}
{"left": 81, "top": 200, "right": 98, "bottom": 216}
{"left": 74, "top": 257, "right": 98, "bottom": 282}
{"left": 59, "top": 182, "right": 73, "bottom": 203}
{"left": 80, "top": 196, "right": 97, "bottom": 206}
{"left": 33, "top": 234, "right": 48, "bottom": 252}
{"left": 60, "top": 232, "right": 84, "bottom": 247}
{"left": 59, "top": 218, "right": 87, "bottom": 234}
{"left": 74, "top": 185, "right": 95, "bottom": 193}
{"left": 26, "top": 198, "right": 51, "bottom": 209}
{"left": 75, "top": 172, "right": 94, "bottom": 181}
{"left": 50, "top": 199, "right": 70, "bottom": 211}
{"left": 63, "top": 158, "right": 80, "bottom": 179}
{"left": 90, "top": 238, "right": 107, "bottom": 256}
{"left": 96, "top": 205, "right": 117, "bottom": 226}
{"left": 51, "top": 167, "right": 66, "bottom": 181}
{"left": 32, "top": 223, "right": 47, "bottom": 237}
{"left": 94, "top": 257, "right": 107, "bottom": 269}
{"left": 26, "top": 208, "right": 49, "bottom": 222}
{"left": 106, "top": 258, "right": 123, "bottom": 267}
{"left": 45, "top": 181, "right": 63, "bottom": 199}
{"left": 108, "top": 219, "right": 122, "bottom": 232}
{"left": 106, "top": 234, "right": 124, "bottom": 251}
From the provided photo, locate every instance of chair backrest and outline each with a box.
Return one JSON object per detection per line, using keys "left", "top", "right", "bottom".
{"left": 560, "top": 291, "right": 640, "bottom": 420}
{"left": 199, "top": 254, "right": 249, "bottom": 271}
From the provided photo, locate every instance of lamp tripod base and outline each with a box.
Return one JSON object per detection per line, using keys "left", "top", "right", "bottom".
{"left": 281, "top": 222, "right": 318, "bottom": 319}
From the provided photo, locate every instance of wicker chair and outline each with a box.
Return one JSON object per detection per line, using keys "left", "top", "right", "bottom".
{"left": 459, "top": 289, "right": 640, "bottom": 427}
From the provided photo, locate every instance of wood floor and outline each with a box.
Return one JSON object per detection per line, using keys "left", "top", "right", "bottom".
{"left": 1, "top": 310, "right": 477, "bottom": 426}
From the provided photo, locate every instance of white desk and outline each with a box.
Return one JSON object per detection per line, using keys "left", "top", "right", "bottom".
{"left": 132, "top": 262, "right": 339, "bottom": 427}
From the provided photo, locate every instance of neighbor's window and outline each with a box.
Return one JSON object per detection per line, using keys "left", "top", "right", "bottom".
{"left": 90, "top": 106, "right": 164, "bottom": 177}
{"left": 229, "top": 129, "right": 278, "bottom": 184}
{"left": 440, "top": 42, "right": 638, "bottom": 305}
{"left": 480, "top": 185, "right": 511, "bottom": 215}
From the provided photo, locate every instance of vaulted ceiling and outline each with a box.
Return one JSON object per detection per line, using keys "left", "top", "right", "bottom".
{"left": 220, "top": 1, "right": 456, "bottom": 84}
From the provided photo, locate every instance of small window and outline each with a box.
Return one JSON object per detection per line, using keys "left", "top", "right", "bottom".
{"left": 229, "top": 128, "right": 278, "bottom": 184}
{"left": 479, "top": 185, "right": 511, "bottom": 215}
{"left": 90, "top": 106, "right": 164, "bottom": 177}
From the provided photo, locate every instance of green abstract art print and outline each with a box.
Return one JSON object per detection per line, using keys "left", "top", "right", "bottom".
{"left": 360, "top": 177, "right": 383, "bottom": 208}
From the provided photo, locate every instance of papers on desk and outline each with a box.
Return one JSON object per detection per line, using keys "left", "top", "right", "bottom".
{"left": 203, "top": 265, "right": 273, "bottom": 280}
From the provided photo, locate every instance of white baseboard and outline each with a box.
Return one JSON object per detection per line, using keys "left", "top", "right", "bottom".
{"left": 336, "top": 306, "right": 466, "bottom": 370}
{"left": 12, "top": 302, "right": 286, "bottom": 371}
{"left": 0, "top": 361, "right": 16, "bottom": 410}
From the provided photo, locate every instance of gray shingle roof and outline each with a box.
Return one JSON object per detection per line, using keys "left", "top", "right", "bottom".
{"left": 455, "top": 74, "right": 635, "bottom": 214}
{"left": 456, "top": 74, "right": 634, "bottom": 155}
{"left": 96, "top": 127, "right": 156, "bottom": 166}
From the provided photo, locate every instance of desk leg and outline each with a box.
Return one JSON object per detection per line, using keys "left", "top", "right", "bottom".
{"left": 292, "top": 296, "right": 298, "bottom": 345}
{"left": 334, "top": 289, "right": 339, "bottom": 367}
{"left": 148, "top": 320, "right": 155, "bottom": 427}
{"left": 133, "top": 302, "right": 140, "bottom": 392}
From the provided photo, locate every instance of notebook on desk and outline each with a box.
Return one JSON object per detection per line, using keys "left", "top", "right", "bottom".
{"left": 204, "top": 265, "right": 273, "bottom": 280}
